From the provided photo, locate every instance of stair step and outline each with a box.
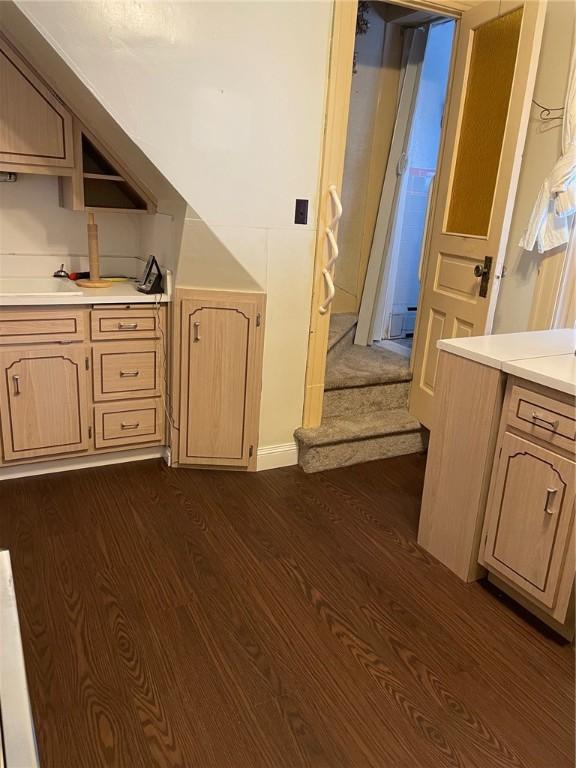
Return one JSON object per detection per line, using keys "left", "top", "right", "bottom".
{"left": 296, "top": 407, "right": 421, "bottom": 448}
{"left": 323, "top": 380, "right": 410, "bottom": 418}
{"left": 295, "top": 407, "right": 426, "bottom": 473}
{"left": 325, "top": 344, "right": 411, "bottom": 390}
{"left": 298, "top": 432, "right": 426, "bottom": 473}
{"left": 328, "top": 313, "right": 358, "bottom": 353}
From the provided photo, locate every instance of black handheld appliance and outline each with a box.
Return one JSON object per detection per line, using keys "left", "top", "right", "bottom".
{"left": 137, "top": 255, "right": 163, "bottom": 294}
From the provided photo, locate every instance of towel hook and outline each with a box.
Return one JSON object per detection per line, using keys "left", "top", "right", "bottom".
{"left": 532, "top": 98, "right": 564, "bottom": 122}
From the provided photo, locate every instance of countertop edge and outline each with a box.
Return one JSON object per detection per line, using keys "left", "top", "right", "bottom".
{"left": 0, "top": 293, "right": 171, "bottom": 307}
{"left": 502, "top": 359, "right": 576, "bottom": 397}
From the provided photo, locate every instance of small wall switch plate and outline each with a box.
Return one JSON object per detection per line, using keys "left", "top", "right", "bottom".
{"left": 294, "top": 199, "right": 309, "bottom": 225}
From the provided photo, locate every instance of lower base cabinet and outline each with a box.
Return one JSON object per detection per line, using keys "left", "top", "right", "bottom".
{"left": 0, "top": 344, "right": 90, "bottom": 461}
{"left": 479, "top": 377, "right": 575, "bottom": 627}
{"left": 482, "top": 432, "right": 575, "bottom": 611}
{"left": 0, "top": 304, "right": 167, "bottom": 467}
{"left": 176, "top": 290, "right": 266, "bottom": 470}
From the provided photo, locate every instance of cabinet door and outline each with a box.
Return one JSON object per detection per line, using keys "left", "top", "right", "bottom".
{"left": 483, "top": 433, "right": 575, "bottom": 609}
{"left": 0, "top": 345, "right": 90, "bottom": 461}
{"left": 179, "top": 297, "right": 263, "bottom": 467}
{"left": 0, "top": 38, "right": 74, "bottom": 168}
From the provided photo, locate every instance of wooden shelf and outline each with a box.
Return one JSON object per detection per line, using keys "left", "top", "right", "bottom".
{"left": 83, "top": 173, "right": 124, "bottom": 182}
{"left": 59, "top": 121, "right": 156, "bottom": 215}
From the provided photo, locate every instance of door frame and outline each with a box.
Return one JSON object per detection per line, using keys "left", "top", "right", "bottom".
{"left": 303, "top": 0, "right": 467, "bottom": 428}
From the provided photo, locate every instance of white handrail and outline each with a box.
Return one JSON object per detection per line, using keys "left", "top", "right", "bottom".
{"left": 319, "top": 268, "right": 335, "bottom": 314}
{"left": 328, "top": 185, "right": 343, "bottom": 230}
{"left": 325, "top": 227, "right": 339, "bottom": 270}
{"left": 318, "top": 185, "right": 343, "bottom": 315}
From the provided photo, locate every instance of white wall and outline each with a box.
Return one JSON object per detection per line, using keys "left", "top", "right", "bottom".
{"left": 0, "top": 173, "right": 142, "bottom": 274}
{"left": 494, "top": 0, "right": 575, "bottom": 332}
{"left": 16, "top": 1, "right": 333, "bottom": 452}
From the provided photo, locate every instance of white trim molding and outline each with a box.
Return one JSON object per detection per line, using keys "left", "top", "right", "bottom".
{"left": 257, "top": 442, "right": 299, "bottom": 471}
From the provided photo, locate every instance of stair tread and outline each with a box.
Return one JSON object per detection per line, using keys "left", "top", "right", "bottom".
{"left": 295, "top": 407, "right": 421, "bottom": 447}
{"left": 325, "top": 343, "right": 411, "bottom": 390}
{"left": 328, "top": 313, "right": 358, "bottom": 352}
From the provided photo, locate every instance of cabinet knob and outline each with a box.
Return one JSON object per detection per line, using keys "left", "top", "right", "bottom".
{"left": 193, "top": 321, "right": 201, "bottom": 342}
{"left": 12, "top": 375, "right": 20, "bottom": 396}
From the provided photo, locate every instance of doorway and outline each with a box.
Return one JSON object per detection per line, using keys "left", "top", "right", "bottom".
{"left": 303, "top": 0, "right": 546, "bottom": 432}
{"left": 330, "top": 2, "right": 456, "bottom": 364}
{"left": 367, "top": 20, "right": 455, "bottom": 360}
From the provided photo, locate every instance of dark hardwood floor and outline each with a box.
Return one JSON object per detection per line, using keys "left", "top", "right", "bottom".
{"left": 0, "top": 455, "right": 573, "bottom": 768}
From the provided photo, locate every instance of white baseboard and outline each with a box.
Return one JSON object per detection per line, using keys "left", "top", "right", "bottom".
{"left": 257, "top": 441, "right": 299, "bottom": 471}
{"left": 0, "top": 446, "right": 166, "bottom": 482}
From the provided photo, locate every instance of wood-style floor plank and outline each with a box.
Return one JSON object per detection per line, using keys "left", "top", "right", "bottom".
{"left": 0, "top": 455, "right": 573, "bottom": 768}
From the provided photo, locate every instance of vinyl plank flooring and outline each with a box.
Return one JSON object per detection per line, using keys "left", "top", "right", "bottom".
{"left": 0, "top": 456, "right": 573, "bottom": 768}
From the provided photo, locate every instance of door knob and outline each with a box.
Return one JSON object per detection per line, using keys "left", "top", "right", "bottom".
{"left": 473, "top": 256, "right": 493, "bottom": 297}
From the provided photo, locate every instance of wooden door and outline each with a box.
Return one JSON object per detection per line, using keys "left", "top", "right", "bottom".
{"left": 179, "top": 297, "right": 263, "bottom": 468}
{"left": 0, "top": 345, "right": 90, "bottom": 460}
{"left": 483, "top": 433, "right": 575, "bottom": 609}
{"left": 410, "top": 0, "right": 546, "bottom": 427}
{"left": 0, "top": 36, "right": 73, "bottom": 168}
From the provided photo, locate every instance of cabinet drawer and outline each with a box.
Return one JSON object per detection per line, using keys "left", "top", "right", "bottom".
{"left": 91, "top": 307, "right": 163, "bottom": 340}
{"left": 507, "top": 385, "right": 575, "bottom": 454}
{"left": 92, "top": 342, "right": 162, "bottom": 401}
{"left": 94, "top": 399, "right": 164, "bottom": 448}
{"left": 0, "top": 309, "right": 87, "bottom": 344}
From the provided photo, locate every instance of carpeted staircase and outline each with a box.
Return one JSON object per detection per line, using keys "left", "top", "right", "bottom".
{"left": 295, "top": 314, "right": 427, "bottom": 472}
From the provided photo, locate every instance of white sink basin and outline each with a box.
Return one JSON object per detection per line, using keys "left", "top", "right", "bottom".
{"left": 0, "top": 278, "right": 83, "bottom": 297}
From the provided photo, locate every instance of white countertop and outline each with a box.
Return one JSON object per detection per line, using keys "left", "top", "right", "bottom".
{"left": 0, "top": 277, "right": 169, "bottom": 306}
{"left": 503, "top": 353, "right": 576, "bottom": 396}
{"left": 437, "top": 328, "right": 576, "bottom": 367}
{"left": 438, "top": 329, "right": 576, "bottom": 396}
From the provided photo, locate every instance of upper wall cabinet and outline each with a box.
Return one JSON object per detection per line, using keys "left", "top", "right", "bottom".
{"left": 0, "top": 35, "right": 74, "bottom": 171}
{"left": 59, "top": 122, "right": 157, "bottom": 214}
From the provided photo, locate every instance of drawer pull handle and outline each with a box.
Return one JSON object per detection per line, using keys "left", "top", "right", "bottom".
{"left": 121, "top": 422, "right": 140, "bottom": 430}
{"left": 193, "top": 321, "right": 201, "bottom": 342}
{"left": 531, "top": 411, "right": 559, "bottom": 430}
{"left": 12, "top": 375, "right": 20, "bottom": 396}
{"left": 120, "top": 370, "right": 140, "bottom": 378}
{"left": 118, "top": 322, "right": 138, "bottom": 330}
{"left": 545, "top": 487, "right": 558, "bottom": 515}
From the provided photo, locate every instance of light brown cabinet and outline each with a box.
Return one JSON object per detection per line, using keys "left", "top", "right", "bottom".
{"left": 419, "top": 351, "right": 575, "bottom": 637}
{"left": 177, "top": 291, "right": 265, "bottom": 469}
{"left": 479, "top": 378, "right": 575, "bottom": 626}
{"left": 0, "top": 345, "right": 90, "bottom": 460}
{"left": 0, "top": 305, "right": 167, "bottom": 466}
{"left": 482, "top": 433, "right": 575, "bottom": 611}
{"left": 0, "top": 36, "right": 74, "bottom": 171}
